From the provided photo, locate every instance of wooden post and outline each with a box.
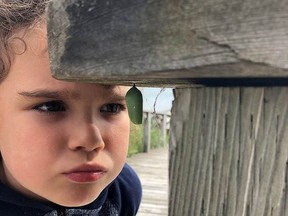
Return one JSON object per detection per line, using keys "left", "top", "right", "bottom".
{"left": 169, "top": 87, "right": 288, "bottom": 215}
{"left": 161, "top": 114, "right": 168, "bottom": 146}
{"left": 143, "top": 112, "right": 152, "bottom": 153}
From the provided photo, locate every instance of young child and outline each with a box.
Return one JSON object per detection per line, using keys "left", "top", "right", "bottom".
{"left": 0, "top": 1, "right": 142, "bottom": 215}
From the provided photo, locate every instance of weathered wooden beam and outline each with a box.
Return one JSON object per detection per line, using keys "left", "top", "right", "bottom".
{"left": 47, "top": 0, "right": 288, "bottom": 86}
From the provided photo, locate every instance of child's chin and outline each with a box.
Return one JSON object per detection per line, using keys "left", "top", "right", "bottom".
{"left": 56, "top": 198, "right": 96, "bottom": 208}
{"left": 52, "top": 191, "right": 101, "bottom": 207}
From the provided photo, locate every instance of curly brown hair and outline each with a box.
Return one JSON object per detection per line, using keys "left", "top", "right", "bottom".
{"left": 0, "top": 0, "right": 49, "bottom": 81}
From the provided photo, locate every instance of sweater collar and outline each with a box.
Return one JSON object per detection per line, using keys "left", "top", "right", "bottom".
{"left": 0, "top": 181, "right": 108, "bottom": 214}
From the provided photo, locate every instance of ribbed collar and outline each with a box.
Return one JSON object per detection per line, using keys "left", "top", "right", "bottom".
{"left": 0, "top": 181, "right": 108, "bottom": 215}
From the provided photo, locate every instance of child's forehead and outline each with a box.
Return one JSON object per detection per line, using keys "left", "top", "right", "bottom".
{"left": 86, "top": 84, "right": 130, "bottom": 97}
{"left": 8, "top": 20, "right": 130, "bottom": 97}
{"left": 9, "top": 19, "right": 48, "bottom": 56}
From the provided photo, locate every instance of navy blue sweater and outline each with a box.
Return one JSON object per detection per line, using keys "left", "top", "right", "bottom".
{"left": 0, "top": 163, "right": 142, "bottom": 215}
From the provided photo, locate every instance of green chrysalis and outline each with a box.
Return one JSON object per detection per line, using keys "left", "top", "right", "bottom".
{"left": 125, "top": 84, "right": 143, "bottom": 124}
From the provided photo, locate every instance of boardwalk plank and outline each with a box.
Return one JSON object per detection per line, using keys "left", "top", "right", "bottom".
{"left": 127, "top": 147, "right": 168, "bottom": 216}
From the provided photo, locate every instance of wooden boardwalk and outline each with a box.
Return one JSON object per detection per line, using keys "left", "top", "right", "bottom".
{"left": 126, "top": 147, "right": 169, "bottom": 216}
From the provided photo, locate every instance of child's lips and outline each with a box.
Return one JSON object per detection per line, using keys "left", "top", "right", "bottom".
{"left": 63, "top": 164, "right": 107, "bottom": 183}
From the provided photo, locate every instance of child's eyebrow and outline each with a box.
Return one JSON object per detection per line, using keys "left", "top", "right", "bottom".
{"left": 17, "top": 88, "right": 127, "bottom": 101}
{"left": 101, "top": 90, "right": 127, "bottom": 102}
{"left": 18, "top": 89, "right": 78, "bottom": 99}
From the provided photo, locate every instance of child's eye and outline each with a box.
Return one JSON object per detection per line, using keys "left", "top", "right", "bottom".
{"left": 100, "top": 103, "right": 125, "bottom": 114}
{"left": 33, "top": 101, "right": 66, "bottom": 113}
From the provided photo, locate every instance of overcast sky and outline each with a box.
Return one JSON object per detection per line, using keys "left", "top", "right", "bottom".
{"left": 142, "top": 88, "right": 174, "bottom": 113}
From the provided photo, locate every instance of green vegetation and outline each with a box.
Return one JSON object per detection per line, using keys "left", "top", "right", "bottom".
{"left": 128, "top": 116, "right": 169, "bottom": 157}
{"left": 128, "top": 123, "right": 144, "bottom": 157}
{"left": 150, "top": 119, "right": 164, "bottom": 149}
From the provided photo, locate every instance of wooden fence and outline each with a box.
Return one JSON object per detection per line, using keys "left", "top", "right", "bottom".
{"left": 48, "top": 1, "right": 288, "bottom": 215}
{"left": 143, "top": 111, "right": 170, "bottom": 153}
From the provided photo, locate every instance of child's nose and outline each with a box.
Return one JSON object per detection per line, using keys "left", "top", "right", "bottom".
{"left": 68, "top": 122, "right": 105, "bottom": 152}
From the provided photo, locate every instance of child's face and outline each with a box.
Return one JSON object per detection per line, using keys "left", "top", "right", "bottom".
{"left": 0, "top": 22, "right": 130, "bottom": 207}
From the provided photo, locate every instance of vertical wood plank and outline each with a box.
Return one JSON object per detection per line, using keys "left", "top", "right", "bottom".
{"left": 143, "top": 112, "right": 152, "bottom": 153}
{"left": 161, "top": 114, "right": 168, "bottom": 146}
{"left": 169, "top": 87, "right": 288, "bottom": 216}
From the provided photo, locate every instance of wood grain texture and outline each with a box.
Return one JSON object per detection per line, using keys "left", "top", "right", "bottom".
{"left": 127, "top": 147, "right": 168, "bottom": 216}
{"left": 169, "top": 87, "right": 288, "bottom": 216}
{"left": 47, "top": 0, "right": 288, "bottom": 86}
